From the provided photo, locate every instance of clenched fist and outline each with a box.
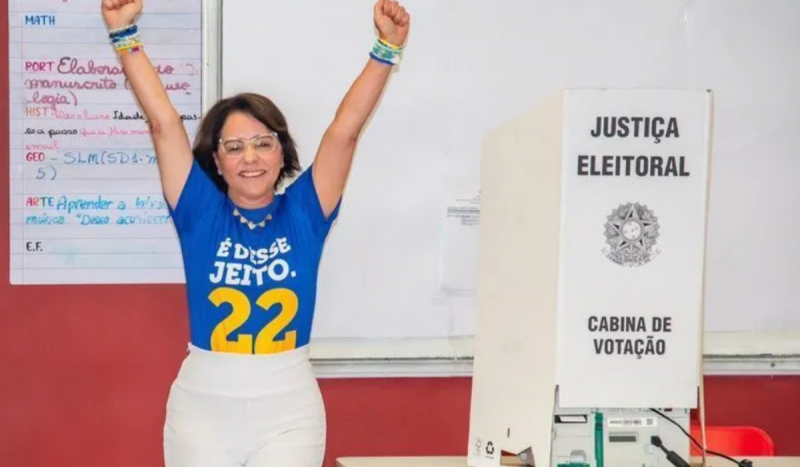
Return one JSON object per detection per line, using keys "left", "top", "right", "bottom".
{"left": 374, "top": 0, "right": 410, "bottom": 47}
{"left": 101, "top": 0, "right": 142, "bottom": 29}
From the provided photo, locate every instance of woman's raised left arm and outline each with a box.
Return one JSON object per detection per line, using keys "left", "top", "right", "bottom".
{"left": 311, "top": 0, "right": 410, "bottom": 217}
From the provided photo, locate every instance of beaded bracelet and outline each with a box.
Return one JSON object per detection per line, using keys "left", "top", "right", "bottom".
{"left": 109, "top": 24, "right": 143, "bottom": 55}
{"left": 369, "top": 38, "right": 403, "bottom": 65}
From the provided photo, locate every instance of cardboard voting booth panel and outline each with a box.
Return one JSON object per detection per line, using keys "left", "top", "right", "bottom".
{"left": 468, "top": 89, "right": 712, "bottom": 467}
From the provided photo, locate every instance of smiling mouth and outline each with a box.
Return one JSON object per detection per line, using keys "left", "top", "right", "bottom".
{"left": 240, "top": 170, "right": 266, "bottom": 178}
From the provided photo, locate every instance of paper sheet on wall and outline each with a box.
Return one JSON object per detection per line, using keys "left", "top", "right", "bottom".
{"left": 440, "top": 190, "right": 480, "bottom": 293}
{"left": 8, "top": 0, "right": 202, "bottom": 284}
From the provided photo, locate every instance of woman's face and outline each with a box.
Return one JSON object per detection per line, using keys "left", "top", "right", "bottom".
{"left": 214, "top": 111, "right": 283, "bottom": 207}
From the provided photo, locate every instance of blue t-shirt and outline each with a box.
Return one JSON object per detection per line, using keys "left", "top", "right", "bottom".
{"left": 169, "top": 160, "right": 339, "bottom": 355}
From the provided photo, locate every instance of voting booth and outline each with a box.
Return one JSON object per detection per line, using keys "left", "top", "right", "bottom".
{"left": 467, "top": 89, "right": 712, "bottom": 467}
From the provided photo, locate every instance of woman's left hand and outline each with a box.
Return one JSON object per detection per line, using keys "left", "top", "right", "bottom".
{"left": 374, "top": 0, "right": 410, "bottom": 47}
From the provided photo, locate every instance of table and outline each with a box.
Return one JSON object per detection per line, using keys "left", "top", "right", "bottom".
{"left": 336, "top": 456, "right": 799, "bottom": 467}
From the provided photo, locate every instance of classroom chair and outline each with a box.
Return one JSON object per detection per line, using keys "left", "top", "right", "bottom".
{"left": 689, "top": 425, "right": 776, "bottom": 457}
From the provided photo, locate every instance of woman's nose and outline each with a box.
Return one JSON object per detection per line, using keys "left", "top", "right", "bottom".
{"left": 243, "top": 144, "right": 258, "bottom": 162}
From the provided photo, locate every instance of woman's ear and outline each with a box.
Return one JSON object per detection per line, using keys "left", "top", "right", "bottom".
{"left": 213, "top": 152, "right": 222, "bottom": 175}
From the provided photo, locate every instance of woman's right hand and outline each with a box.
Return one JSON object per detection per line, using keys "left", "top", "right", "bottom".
{"left": 101, "top": 0, "right": 142, "bottom": 29}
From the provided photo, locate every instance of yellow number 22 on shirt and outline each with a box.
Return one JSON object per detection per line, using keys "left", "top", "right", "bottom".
{"left": 208, "top": 287, "right": 299, "bottom": 354}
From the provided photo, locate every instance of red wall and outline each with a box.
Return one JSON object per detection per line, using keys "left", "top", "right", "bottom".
{"left": 1, "top": 2, "right": 798, "bottom": 466}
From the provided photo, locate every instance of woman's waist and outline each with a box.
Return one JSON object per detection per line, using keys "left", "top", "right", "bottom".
{"left": 174, "top": 343, "right": 318, "bottom": 397}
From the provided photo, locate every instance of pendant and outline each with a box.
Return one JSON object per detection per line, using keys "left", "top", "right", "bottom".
{"left": 233, "top": 208, "right": 273, "bottom": 230}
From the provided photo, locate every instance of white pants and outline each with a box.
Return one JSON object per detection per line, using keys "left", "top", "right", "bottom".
{"left": 163, "top": 344, "right": 326, "bottom": 467}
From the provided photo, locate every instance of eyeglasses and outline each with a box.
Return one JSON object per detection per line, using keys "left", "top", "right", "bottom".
{"left": 218, "top": 132, "right": 279, "bottom": 156}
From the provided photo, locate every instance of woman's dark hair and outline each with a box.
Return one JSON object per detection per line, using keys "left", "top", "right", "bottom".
{"left": 192, "top": 92, "right": 301, "bottom": 192}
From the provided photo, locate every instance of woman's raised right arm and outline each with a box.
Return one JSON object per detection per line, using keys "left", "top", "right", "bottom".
{"left": 102, "top": 0, "right": 193, "bottom": 209}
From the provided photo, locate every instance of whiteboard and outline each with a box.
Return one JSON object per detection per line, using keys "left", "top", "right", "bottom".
{"left": 8, "top": 0, "right": 797, "bottom": 360}
{"left": 214, "top": 0, "right": 800, "bottom": 354}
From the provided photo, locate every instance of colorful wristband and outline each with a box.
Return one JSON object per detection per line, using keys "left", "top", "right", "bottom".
{"left": 369, "top": 38, "right": 403, "bottom": 65}
{"left": 109, "top": 24, "right": 143, "bottom": 55}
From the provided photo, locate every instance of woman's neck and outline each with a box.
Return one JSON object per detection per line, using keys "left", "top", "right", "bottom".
{"left": 228, "top": 190, "right": 275, "bottom": 210}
